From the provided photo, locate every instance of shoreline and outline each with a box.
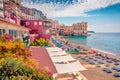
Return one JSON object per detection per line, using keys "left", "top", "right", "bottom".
{"left": 54, "top": 35, "right": 120, "bottom": 58}
{"left": 52, "top": 36, "right": 120, "bottom": 80}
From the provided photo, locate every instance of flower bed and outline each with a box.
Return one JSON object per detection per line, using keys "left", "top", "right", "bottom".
{"left": 30, "top": 38, "right": 50, "bottom": 47}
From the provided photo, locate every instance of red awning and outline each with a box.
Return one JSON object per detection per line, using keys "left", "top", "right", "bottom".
{"left": 30, "top": 46, "right": 57, "bottom": 74}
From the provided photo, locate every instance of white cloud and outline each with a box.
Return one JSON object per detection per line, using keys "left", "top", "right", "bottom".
{"left": 22, "top": 0, "right": 120, "bottom": 18}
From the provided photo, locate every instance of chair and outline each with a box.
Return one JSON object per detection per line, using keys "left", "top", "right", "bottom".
{"left": 96, "top": 64, "right": 101, "bottom": 67}
{"left": 114, "top": 72, "right": 120, "bottom": 77}
{"left": 114, "top": 62, "right": 119, "bottom": 65}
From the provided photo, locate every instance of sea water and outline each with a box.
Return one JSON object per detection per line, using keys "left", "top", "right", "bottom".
{"left": 68, "top": 33, "right": 120, "bottom": 55}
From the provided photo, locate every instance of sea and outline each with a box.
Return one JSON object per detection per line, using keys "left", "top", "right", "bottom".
{"left": 67, "top": 33, "right": 120, "bottom": 55}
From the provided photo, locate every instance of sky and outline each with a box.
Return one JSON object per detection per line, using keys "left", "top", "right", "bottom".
{"left": 22, "top": 0, "right": 120, "bottom": 32}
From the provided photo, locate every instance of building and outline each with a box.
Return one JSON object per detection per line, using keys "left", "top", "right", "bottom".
{"left": 22, "top": 20, "right": 50, "bottom": 41}
{"left": 72, "top": 22, "right": 88, "bottom": 36}
{"left": 59, "top": 22, "right": 88, "bottom": 36}
{"left": 0, "top": 18, "right": 30, "bottom": 39}
{"left": 0, "top": 0, "right": 30, "bottom": 39}
{"left": 20, "top": 6, "right": 46, "bottom": 20}
{"left": 0, "top": 0, "right": 50, "bottom": 40}
{"left": 20, "top": 6, "right": 34, "bottom": 20}
{"left": 4, "top": 0, "right": 22, "bottom": 25}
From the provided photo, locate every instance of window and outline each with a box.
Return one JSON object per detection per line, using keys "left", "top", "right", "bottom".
{"left": 0, "top": 29, "right": 2, "bottom": 36}
{"left": 9, "top": 29, "right": 12, "bottom": 35}
{"left": 34, "top": 22, "right": 37, "bottom": 25}
{"left": 26, "top": 22, "right": 29, "bottom": 25}
{"left": 39, "top": 22, "right": 42, "bottom": 25}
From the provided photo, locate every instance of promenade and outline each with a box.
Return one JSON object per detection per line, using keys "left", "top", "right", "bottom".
{"left": 30, "top": 46, "right": 57, "bottom": 74}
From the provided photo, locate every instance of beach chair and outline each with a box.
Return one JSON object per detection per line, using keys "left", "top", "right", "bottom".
{"left": 102, "top": 68, "right": 112, "bottom": 73}
{"left": 98, "top": 60, "right": 104, "bottom": 64}
{"left": 85, "top": 59, "right": 90, "bottom": 62}
{"left": 102, "top": 68, "right": 108, "bottom": 71}
{"left": 106, "top": 69, "right": 112, "bottom": 73}
{"left": 106, "top": 63, "right": 110, "bottom": 67}
{"left": 96, "top": 63, "right": 101, "bottom": 67}
{"left": 116, "top": 68, "right": 120, "bottom": 72}
{"left": 106, "top": 59, "right": 112, "bottom": 63}
{"left": 112, "top": 66, "right": 118, "bottom": 70}
{"left": 89, "top": 61, "right": 95, "bottom": 65}
{"left": 114, "top": 62, "right": 119, "bottom": 65}
{"left": 114, "top": 72, "right": 120, "bottom": 77}
{"left": 81, "top": 57, "right": 86, "bottom": 60}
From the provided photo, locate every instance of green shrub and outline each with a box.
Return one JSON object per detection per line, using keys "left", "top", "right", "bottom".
{"left": 0, "top": 57, "right": 53, "bottom": 80}
{"left": 30, "top": 38, "right": 50, "bottom": 46}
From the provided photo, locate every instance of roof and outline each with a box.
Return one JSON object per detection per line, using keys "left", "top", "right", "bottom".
{"left": 0, "top": 18, "right": 30, "bottom": 30}
{"left": 50, "top": 55, "right": 76, "bottom": 62}
{"left": 54, "top": 61, "right": 86, "bottom": 74}
{"left": 30, "top": 46, "right": 57, "bottom": 74}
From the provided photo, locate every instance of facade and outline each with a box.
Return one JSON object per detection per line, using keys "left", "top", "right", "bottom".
{"left": 0, "top": 0, "right": 30, "bottom": 39}
{"left": 4, "top": 0, "right": 22, "bottom": 25}
{"left": 22, "top": 20, "right": 50, "bottom": 40}
{"left": 20, "top": 6, "right": 34, "bottom": 20}
{"left": 20, "top": 6, "right": 46, "bottom": 20}
{"left": 59, "top": 22, "right": 88, "bottom": 36}
{"left": 0, "top": 18, "right": 29, "bottom": 39}
{"left": 73, "top": 22, "right": 88, "bottom": 36}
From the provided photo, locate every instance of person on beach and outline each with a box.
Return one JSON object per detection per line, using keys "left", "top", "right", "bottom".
{"left": 22, "top": 33, "right": 30, "bottom": 48}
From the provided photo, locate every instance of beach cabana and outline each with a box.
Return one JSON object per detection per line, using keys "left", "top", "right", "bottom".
{"left": 54, "top": 61, "right": 86, "bottom": 74}
{"left": 51, "top": 55, "right": 76, "bottom": 62}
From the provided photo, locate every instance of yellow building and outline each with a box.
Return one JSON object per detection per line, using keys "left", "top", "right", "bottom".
{"left": 59, "top": 22, "right": 88, "bottom": 36}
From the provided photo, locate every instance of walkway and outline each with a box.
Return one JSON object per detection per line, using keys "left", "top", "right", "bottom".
{"left": 30, "top": 46, "right": 57, "bottom": 74}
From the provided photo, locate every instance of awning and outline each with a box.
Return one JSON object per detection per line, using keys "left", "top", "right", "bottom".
{"left": 54, "top": 61, "right": 86, "bottom": 74}
{"left": 48, "top": 51, "right": 67, "bottom": 56}
{"left": 47, "top": 47, "right": 62, "bottom": 52}
{"left": 51, "top": 55, "right": 76, "bottom": 62}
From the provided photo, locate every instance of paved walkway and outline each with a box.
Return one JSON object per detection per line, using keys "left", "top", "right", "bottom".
{"left": 30, "top": 46, "right": 57, "bottom": 74}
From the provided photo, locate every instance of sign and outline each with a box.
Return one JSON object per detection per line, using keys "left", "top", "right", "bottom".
{"left": 0, "top": 0, "right": 4, "bottom": 18}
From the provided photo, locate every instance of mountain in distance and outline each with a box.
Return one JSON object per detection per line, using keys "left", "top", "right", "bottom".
{"left": 88, "top": 31, "right": 95, "bottom": 33}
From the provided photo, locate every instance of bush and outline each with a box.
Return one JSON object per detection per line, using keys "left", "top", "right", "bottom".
{"left": 0, "top": 57, "right": 53, "bottom": 80}
{"left": 30, "top": 38, "right": 50, "bottom": 46}
{"left": 0, "top": 34, "right": 53, "bottom": 80}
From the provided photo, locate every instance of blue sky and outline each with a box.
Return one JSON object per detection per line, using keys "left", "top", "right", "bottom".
{"left": 22, "top": 0, "right": 120, "bottom": 32}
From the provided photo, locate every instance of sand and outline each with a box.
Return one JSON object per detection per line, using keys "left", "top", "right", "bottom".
{"left": 71, "top": 54, "right": 120, "bottom": 80}
{"left": 53, "top": 36, "right": 120, "bottom": 80}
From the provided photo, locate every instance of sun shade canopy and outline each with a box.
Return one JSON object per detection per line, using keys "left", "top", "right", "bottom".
{"left": 54, "top": 61, "right": 86, "bottom": 74}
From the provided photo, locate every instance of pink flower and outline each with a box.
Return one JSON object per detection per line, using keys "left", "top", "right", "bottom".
{"left": 16, "top": 54, "right": 19, "bottom": 58}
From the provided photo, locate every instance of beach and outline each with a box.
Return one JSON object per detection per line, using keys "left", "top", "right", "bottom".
{"left": 54, "top": 35, "right": 120, "bottom": 80}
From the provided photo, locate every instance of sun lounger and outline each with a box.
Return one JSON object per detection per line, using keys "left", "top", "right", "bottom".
{"left": 89, "top": 61, "right": 95, "bottom": 65}
{"left": 102, "top": 68, "right": 112, "bottom": 73}
{"left": 81, "top": 57, "right": 86, "bottom": 60}
{"left": 106, "top": 63, "right": 110, "bottom": 67}
{"left": 96, "top": 64, "right": 101, "bottom": 67}
{"left": 116, "top": 68, "right": 120, "bottom": 72}
{"left": 112, "top": 66, "right": 118, "bottom": 70}
{"left": 114, "top": 72, "right": 120, "bottom": 77}
{"left": 114, "top": 62, "right": 119, "bottom": 65}
{"left": 93, "top": 58, "right": 98, "bottom": 61}
{"left": 98, "top": 60, "right": 104, "bottom": 64}
{"left": 106, "top": 59, "right": 112, "bottom": 63}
